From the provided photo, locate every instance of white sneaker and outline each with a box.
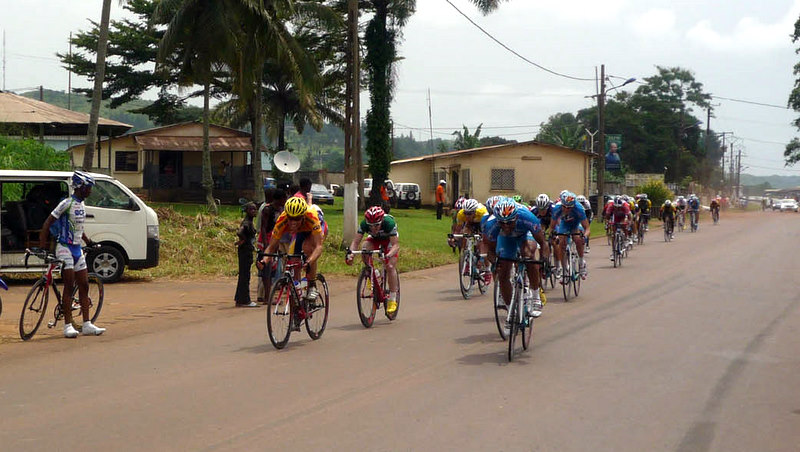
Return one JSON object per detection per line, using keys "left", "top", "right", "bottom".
{"left": 530, "top": 300, "right": 543, "bottom": 318}
{"left": 580, "top": 260, "right": 588, "bottom": 278}
{"left": 82, "top": 322, "right": 106, "bottom": 336}
{"left": 64, "top": 323, "right": 79, "bottom": 338}
{"left": 554, "top": 267, "right": 562, "bottom": 279}
{"left": 495, "top": 293, "right": 506, "bottom": 309}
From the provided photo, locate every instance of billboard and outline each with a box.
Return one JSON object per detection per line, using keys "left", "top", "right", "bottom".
{"left": 605, "top": 134, "right": 622, "bottom": 171}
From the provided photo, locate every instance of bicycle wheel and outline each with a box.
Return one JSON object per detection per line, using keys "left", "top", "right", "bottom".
{"left": 356, "top": 267, "right": 377, "bottom": 328}
{"left": 458, "top": 248, "right": 473, "bottom": 299}
{"left": 572, "top": 249, "right": 581, "bottom": 297}
{"left": 475, "top": 253, "right": 488, "bottom": 295}
{"left": 20, "top": 279, "right": 49, "bottom": 341}
{"left": 68, "top": 273, "right": 104, "bottom": 327}
{"left": 384, "top": 267, "right": 400, "bottom": 321}
{"left": 521, "top": 295, "right": 534, "bottom": 351}
{"left": 507, "top": 285, "right": 521, "bottom": 362}
{"left": 637, "top": 222, "right": 645, "bottom": 245}
{"left": 562, "top": 249, "right": 571, "bottom": 301}
{"left": 305, "top": 275, "right": 329, "bottom": 339}
{"left": 266, "top": 278, "right": 294, "bottom": 349}
{"left": 493, "top": 281, "right": 509, "bottom": 340}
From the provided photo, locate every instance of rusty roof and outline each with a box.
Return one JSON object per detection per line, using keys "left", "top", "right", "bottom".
{"left": 0, "top": 91, "right": 132, "bottom": 136}
{"left": 134, "top": 136, "right": 259, "bottom": 152}
{"left": 391, "top": 140, "right": 591, "bottom": 165}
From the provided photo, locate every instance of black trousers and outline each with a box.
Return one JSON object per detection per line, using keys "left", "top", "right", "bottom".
{"left": 436, "top": 202, "right": 443, "bottom": 219}
{"left": 235, "top": 245, "right": 254, "bottom": 304}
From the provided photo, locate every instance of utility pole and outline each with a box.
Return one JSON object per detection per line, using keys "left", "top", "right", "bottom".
{"left": 342, "top": 0, "right": 360, "bottom": 248}
{"left": 2, "top": 29, "right": 6, "bottom": 91}
{"left": 736, "top": 146, "right": 742, "bottom": 205}
{"left": 596, "top": 64, "right": 606, "bottom": 213}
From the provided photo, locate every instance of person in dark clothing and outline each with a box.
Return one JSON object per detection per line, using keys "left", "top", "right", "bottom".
{"left": 235, "top": 202, "right": 259, "bottom": 307}
{"left": 256, "top": 189, "right": 287, "bottom": 303}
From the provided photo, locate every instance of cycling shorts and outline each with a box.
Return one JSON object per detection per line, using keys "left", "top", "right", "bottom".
{"left": 365, "top": 236, "right": 394, "bottom": 255}
{"left": 56, "top": 243, "right": 87, "bottom": 272}
{"left": 496, "top": 232, "right": 533, "bottom": 260}
{"left": 554, "top": 222, "right": 584, "bottom": 235}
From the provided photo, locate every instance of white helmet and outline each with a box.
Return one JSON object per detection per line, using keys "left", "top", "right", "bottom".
{"left": 463, "top": 198, "right": 480, "bottom": 214}
{"left": 576, "top": 195, "right": 587, "bottom": 204}
{"left": 535, "top": 194, "right": 550, "bottom": 210}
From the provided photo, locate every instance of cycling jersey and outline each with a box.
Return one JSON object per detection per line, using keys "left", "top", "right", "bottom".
{"left": 551, "top": 202, "right": 587, "bottom": 234}
{"left": 484, "top": 208, "right": 541, "bottom": 260}
{"left": 676, "top": 199, "right": 687, "bottom": 211}
{"left": 688, "top": 198, "right": 700, "bottom": 211}
{"left": 637, "top": 199, "right": 651, "bottom": 214}
{"left": 661, "top": 204, "right": 676, "bottom": 217}
{"left": 529, "top": 202, "right": 554, "bottom": 231}
{"left": 357, "top": 215, "right": 398, "bottom": 240}
{"left": 456, "top": 204, "right": 488, "bottom": 224}
{"left": 607, "top": 204, "right": 631, "bottom": 224}
{"left": 271, "top": 209, "right": 323, "bottom": 241}
{"left": 50, "top": 195, "right": 86, "bottom": 247}
{"left": 710, "top": 200, "right": 720, "bottom": 210}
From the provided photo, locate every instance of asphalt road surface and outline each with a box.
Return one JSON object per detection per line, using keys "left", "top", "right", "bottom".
{"left": 0, "top": 211, "right": 798, "bottom": 451}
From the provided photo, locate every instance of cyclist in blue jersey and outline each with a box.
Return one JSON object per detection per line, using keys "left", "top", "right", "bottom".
{"left": 549, "top": 191, "right": 590, "bottom": 279}
{"left": 687, "top": 194, "right": 701, "bottom": 230}
{"left": 485, "top": 199, "right": 549, "bottom": 322}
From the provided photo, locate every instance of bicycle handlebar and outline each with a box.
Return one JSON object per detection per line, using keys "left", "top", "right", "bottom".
{"left": 24, "top": 248, "right": 59, "bottom": 268}
{"left": 346, "top": 249, "right": 386, "bottom": 258}
{"left": 447, "top": 233, "right": 482, "bottom": 239}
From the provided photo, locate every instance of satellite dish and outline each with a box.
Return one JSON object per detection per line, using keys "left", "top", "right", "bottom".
{"left": 273, "top": 151, "right": 301, "bottom": 173}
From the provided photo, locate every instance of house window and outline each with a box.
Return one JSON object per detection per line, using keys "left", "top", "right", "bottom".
{"left": 461, "top": 169, "right": 470, "bottom": 195}
{"left": 115, "top": 151, "right": 138, "bottom": 172}
{"left": 491, "top": 168, "right": 515, "bottom": 190}
{"left": 430, "top": 170, "right": 446, "bottom": 188}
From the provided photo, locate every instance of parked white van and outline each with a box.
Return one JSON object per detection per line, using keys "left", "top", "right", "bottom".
{"left": 0, "top": 170, "right": 159, "bottom": 282}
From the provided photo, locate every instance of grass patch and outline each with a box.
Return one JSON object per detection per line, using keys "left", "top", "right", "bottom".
{"left": 127, "top": 199, "right": 458, "bottom": 280}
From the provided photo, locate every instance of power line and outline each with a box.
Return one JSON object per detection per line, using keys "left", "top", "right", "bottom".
{"left": 444, "top": 0, "right": 594, "bottom": 82}
{"left": 712, "top": 95, "right": 787, "bottom": 110}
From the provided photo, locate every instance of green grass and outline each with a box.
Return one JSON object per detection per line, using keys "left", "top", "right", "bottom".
{"left": 126, "top": 198, "right": 458, "bottom": 280}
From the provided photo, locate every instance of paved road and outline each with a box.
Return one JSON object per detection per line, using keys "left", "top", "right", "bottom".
{"left": 0, "top": 212, "right": 798, "bottom": 451}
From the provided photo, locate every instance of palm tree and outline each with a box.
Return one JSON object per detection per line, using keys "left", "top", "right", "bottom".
{"left": 451, "top": 124, "right": 483, "bottom": 150}
{"left": 82, "top": 0, "right": 117, "bottom": 170}
{"left": 155, "top": 0, "right": 236, "bottom": 214}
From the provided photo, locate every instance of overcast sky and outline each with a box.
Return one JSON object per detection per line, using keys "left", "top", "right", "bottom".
{"left": 2, "top": 0, "right": 800, "bottom": 176}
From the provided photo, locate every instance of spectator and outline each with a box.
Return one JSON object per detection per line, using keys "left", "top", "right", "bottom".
{"left": 436, "top": 180, "right": 446, "bottom": 220}
{"left": 234, "top": 202, "right": 258, "bottom": 307}
{"left": 294, "top": 177, "right": 313, "bottom": 205}
{"left": 256, "top": 189, "right": 287, "bottom": 303}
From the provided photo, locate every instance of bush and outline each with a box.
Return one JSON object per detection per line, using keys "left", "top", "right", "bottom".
{"left": 636, "top": 179, "right": 674, "bottom": 208}
{"left": 0, "top": 136, "right": 70, "bottom": 170}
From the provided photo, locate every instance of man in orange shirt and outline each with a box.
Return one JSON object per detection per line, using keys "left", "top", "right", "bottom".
{"left": 436, "top": 180, "right": 447, "bottom": 219}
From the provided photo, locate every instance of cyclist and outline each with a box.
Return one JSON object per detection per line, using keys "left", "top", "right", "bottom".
{"left": 485, "top": 198, "right": 549, "bottom": 321}
{"left": 675, "top": 195, "right": 688, "bottom": 230}
{"left": 450, "top": 198, "right": 491, "bottom": 283}
{"left": 512, "top": 194, "right": 528, "bottom": 208}
{"left": 636, "top": 194, "right": 652, "bottom": 232}
{"left": 550, "top": 191, "right": 590, "bottom": 279}
{"left": 660, "top": 199, "right": 676, "bottom": 238}
{"left": 530, "top": 194, "right": 554, "bottom": 235}
{"left": 688, "top": 194, "right": 701, "bottom": 230}
{"left": 346, "top": 206, "right": 400, "bottom": 314}
{"left": 605, "top": 196, "right": 633, "bottom": 258}
{"left": 710, "top": 196, "right": 721, "bottom": 223}
{"left": 577, "top": 195, "right": 593, "bottom": 252}
{"left": 262, "top": 197, "right": 325, "bottom": 307}
{"left": 39, "top": 171, "right": 105, "bottom": 338}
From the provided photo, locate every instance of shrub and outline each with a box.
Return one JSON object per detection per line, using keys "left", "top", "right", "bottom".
{"left": 0, "top": 136, "right": 70, "bottom": 170}
{"left": 636, "top": 179, "right": 674, "bottom": 208}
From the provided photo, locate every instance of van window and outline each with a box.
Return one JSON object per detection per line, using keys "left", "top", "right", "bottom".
{"left": 85, "top": 180, "right": 136, "bottom": 210}
{"left": 1, "top": 181, "right": 69, "bottom": 251}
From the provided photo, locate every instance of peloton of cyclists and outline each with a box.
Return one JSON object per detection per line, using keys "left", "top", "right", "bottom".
{"left": 484, "top": 198, "right": 549, "bottom": 322}
{"left": 345, "top": 206, "right": 400, "bottom": 314}
{"left": 549, "top": 191, "right": 590, "bottom": 279}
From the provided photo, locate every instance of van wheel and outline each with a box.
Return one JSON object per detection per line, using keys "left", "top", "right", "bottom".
{"left": 88, "top": 246, "right": 125, "bottom": 283}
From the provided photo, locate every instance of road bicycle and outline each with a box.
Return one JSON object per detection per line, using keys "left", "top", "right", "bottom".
{"left": 558, "top": 233, "right": 582, "bottom": 300}
{"left": 348, "top": 249, "right": 400, "bottom": 328}
{"left": 610, "top": 223, "right": 627, "bottom": 269}
{"left": 0, "top": 277, "right": 7, "bottom": 319}
{"left": 19, "top": 248, "right": 104, "bottom": 341}
{"left": 663, "top": 216, "right": 674, "bottom": 242}
{"left": 264, "top": 253, "right": 329, "bottom": 349}
{"left": 506, "top": 257, "right": 540, "bottom": 362}
{"left": 689, "top": 210, "right": 699, "bottom": 232}
{"left": 711, "top": 208, "right": 720, "bottom": 225}
{"left": 636, "top": 214, "right": 648, "bottom": 245}
{"left": 677, "top": 210, "right": 686, "bottom": 232}
{"left": 449, "top": 233, "right": 488, "bottom": 299}
{"left": 540, "top": 246, "right": 556, "bottom": 291}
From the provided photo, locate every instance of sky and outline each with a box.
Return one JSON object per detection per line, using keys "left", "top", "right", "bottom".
{"left": 1, "top": 0, "right": 800, "bottom": 176}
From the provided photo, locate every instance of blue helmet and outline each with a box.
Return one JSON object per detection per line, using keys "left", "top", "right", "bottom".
{"left": 72, "top": 170, "right": 95, "bottom": 189}
{"left": 494, "top": 199, "right": 518, "bottom": 222}
{"left": 485, "top": 196, "right": 504, "bottom": 212}
{"left": 561, "top": 191, "right": 576, "bottom": 208}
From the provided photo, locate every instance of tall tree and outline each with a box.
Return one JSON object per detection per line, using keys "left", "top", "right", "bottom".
{"left": 535, "top": 113, "right": 584, "bottom": 148}
{"left": 786, "top": 16, "right": 800, "bottom": 165}
{"left": 82, "top": 0, "right": 115, "bottom": 170}
{"left": 155, "top": 0, "right": 235, "bottom": 214}
{"left": 451, "top": 124, "right": 483, "bottom": 150}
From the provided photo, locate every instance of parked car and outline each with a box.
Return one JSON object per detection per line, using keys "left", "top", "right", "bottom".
{"left": 779, "top": 198, "right": 798, "bottom": 212}
{"left": 394, "top": 182, "right": 422, "bottom": 208}
{"left": 310, "top": 183, "right": 335, "bottom": 205}
{"left": 362, "top": 178, "right": 394, "bottom": 202}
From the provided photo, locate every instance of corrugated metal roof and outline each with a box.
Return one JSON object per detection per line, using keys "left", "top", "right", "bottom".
{"left": 134, "top": 135, "right": 255, "bottom": 152}
{"left": 391, "top": 140, "right": 591, "bottom": 165}
{"left": 0, "top": 91, "right": 132, "bottom": 135}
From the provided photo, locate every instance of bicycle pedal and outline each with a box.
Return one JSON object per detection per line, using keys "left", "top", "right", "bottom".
{"left": 47, "top": 320, "right": 55, "bottom": 328}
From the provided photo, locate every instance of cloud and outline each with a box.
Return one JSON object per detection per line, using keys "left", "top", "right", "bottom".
{"left": 686, "top": 1, "right": 800, "bottom": 52}
{"left": 504, "top": 0, "right": 628, "bottom": 23}
{"left": 631, "top": 9, "right": 677, "bottom": 38}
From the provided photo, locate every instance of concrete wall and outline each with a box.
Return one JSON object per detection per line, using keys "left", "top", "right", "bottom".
{"left": 389, "top": 142, "right": 591, "bottom": 206}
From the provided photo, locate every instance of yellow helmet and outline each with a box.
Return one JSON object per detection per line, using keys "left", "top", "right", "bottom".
{"left": 284, "top": 196, "right": 308, "bottom": 217}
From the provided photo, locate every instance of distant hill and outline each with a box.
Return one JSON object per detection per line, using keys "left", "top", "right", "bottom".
{"left": 21, "top": 89, "right": 156, "bottom": 132}
{"left": 740, "top": 173, "right": 800, "bottom": 189}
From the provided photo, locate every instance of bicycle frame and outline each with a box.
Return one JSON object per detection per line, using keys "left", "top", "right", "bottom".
{"left": 350, "top": 250, "right": 389, "bottom": 305}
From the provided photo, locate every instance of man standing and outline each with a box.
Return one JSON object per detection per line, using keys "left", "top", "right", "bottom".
{"left": 436, "top": 180, "right": 446, "bottom": 220}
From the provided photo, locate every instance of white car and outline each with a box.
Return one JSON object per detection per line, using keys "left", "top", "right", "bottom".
{"left": 394, "top": 183, "right": 422, "bottom": 208}
{"left": 779, "top": 198, "right": 799, "bottom": 212}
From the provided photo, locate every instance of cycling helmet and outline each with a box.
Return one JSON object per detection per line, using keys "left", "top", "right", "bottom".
{"left": 284, "top": 196, "right": 308, "bottom": 218}
{"left": 664, "top": 199, "right": 672, "bottom": 206}
{"left": 614, "top": 196, "right": 625, "bottom": 207}
{"left": 485, "top": 196, "right": 503, "bottom": 212}
{"left": 512, "top": 194, "right": 523, "bottom": 203}
{"left": 463, "top": 199, "right": 479, "bottom": 214}
{"left": 364, "top": 205, "right": 385, "bottom": 224}
{"left": 641, "top": 193, "right": 648, "bottom": 200}
{"left": 72, "top": 170, "right": 95, "bottom": 188}
{"left": 454, "top": 197, "right": 466, "bottom": 210}
{"left": 677, "top": 195, "right": 685, "bottom": 199}
{"left": 559, "top": 189, "right": 569, "bottom": 199}
{"left": 576, "top": 195, "right": 587, "bottom": 204}
{"left": 535, "top": 194, "right": 550, "bottom": 210}
{"left": 561, "top": 191, "right": 576, "bottom": 208}
{"left": 494, "top": 199, "right": 518, "bottom": 222}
